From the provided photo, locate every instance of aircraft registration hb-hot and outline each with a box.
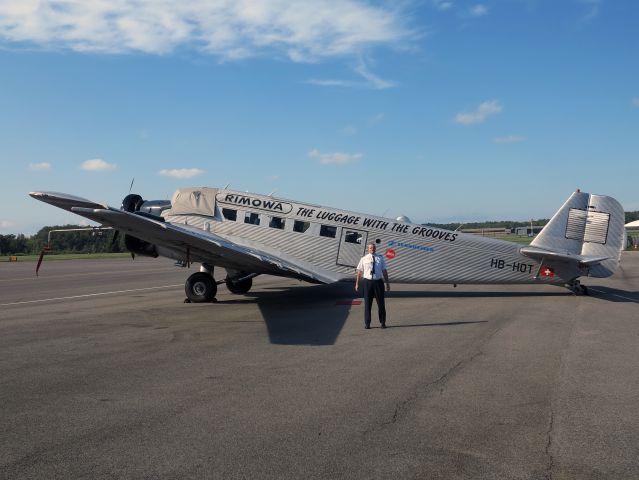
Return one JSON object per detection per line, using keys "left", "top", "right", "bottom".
{"left": 30, "top": 187, "right": 625, "bottom": 302}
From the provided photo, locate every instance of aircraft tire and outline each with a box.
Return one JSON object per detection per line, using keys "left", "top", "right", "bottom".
{"left": 225, "top": 276, "right": 253, "bottom": 294}
{"left": 185, "top": 272, "right": 217, "bottom": 303}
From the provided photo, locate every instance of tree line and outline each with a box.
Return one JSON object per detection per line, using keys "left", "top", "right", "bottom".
{"left": 431, "top": 211, "right": 639, "bottom": 232}
{"left": 429, "top": 219, "right": 550, "bottom": 232}
{"left": 0, "top": 225, "right": 126, "bottom": 255}
{"left": 2, "top": 211, "right": 638, "bottom": 255}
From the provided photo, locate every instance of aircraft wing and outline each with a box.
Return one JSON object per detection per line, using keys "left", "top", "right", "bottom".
{"left": 68, "top": 206, "right": 343, "bottom": 285}
{"left": 520, "top": 246, "right": 610, "bottom": 266}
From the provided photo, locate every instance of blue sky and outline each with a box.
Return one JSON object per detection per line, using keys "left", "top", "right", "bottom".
{"left": 1, "top": 0, "right": 638, "bottom": 235}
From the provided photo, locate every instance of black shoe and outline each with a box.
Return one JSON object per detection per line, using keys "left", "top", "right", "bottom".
{"left": 381, "top": 323, "right": 387, "bottom": 329}
{"left": 365, "top": 325, "right": 370, "bottom": 329}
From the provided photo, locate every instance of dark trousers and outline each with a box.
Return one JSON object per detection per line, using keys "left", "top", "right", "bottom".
{"left": 363, "top": 279, "right": 386, "bottom": 326}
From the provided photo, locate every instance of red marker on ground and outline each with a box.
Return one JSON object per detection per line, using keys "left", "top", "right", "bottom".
{"left": 335, "top": 300, "right": 362, "bottom": 305}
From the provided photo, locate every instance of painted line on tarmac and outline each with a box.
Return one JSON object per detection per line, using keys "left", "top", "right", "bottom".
{"left": 0, "top": 284, "right": 183, "bottom": 307}
{"left": 588, "top": 288, "right": 639, "bottom": 303}
{"left": 0, "top": 267, "right": 183, "bottom": 283}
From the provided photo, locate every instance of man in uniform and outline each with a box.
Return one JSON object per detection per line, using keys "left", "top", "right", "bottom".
{"left": 355, "top": 243, "right": 390, "bottom": 329}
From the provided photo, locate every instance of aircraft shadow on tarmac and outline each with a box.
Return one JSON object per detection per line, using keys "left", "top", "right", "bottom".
{"left": 585, "top": 285, "right": 639, "bottom": 303}
{"left": 215, "top": 283, "right": 354, "bottom": 346}
{"left": 214, "top": 283, "right": 595, "bottom": 346}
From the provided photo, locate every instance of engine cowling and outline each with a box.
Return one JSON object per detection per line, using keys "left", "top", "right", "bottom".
{"left": 124, "top": 233, "right": 158, "bottom": 258}
{"left": 121, "top": 194, "right": 145, "bottom": 213}
{"left": 120, "top": 194, "right": 170, "bottom": 258}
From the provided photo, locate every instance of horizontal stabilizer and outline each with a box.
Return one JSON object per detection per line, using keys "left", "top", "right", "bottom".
{"left": 528, "top": 191, "right": 625, "bottom": 278}
{"left": 520, "top": 246, "right": 609, "bottom": 266}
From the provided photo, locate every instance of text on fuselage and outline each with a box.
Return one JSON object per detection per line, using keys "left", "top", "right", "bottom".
{"left": 490, "top": 258, "right": 534, "bottom": 274}
{"left": 219, "top": 194, "right": 293, "bottom": 214}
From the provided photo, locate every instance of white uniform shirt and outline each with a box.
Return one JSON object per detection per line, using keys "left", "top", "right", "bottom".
{"left": 356, "top": 253, "right": 386, "bottom": 280}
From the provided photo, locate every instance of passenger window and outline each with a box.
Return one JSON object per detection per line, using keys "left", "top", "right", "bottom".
{"left": 320, "top": 225, "right": 337, "bottom": 238}
{"left": 244, "top": 212, "right": 260, "bottom": 225}
{"left": 222, "top": 208, "right": 237, "bottom": 221}
{"left": 344, "top": 231, "right": 362, "bottom": 244}
{"left": 293, "top": 220, "right": 311, "bottom": 233}
{"left": 269, "top": 216, "right": 285, "bottom": 230}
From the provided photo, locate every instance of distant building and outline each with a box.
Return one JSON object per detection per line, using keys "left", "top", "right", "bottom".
{"left": 514, "top": 226, "right": 544, "bottom": 236}
{"left": 460, "top": 228, "right": 511, "bottom": 237}
{"left": 626, "top": 220, "right": 639, "bottom": 249}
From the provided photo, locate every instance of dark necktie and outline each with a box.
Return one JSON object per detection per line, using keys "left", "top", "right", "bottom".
{"left": 370, "top": 254, "right": 375, "bottom": 279}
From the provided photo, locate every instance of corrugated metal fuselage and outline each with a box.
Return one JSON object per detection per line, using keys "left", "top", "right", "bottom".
{"left": 163, "top": 188, "right": 564, "bottom": 286}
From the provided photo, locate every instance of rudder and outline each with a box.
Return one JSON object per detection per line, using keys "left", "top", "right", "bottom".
{"left": 531, "top": 191, "right": 625, "bottom": 278}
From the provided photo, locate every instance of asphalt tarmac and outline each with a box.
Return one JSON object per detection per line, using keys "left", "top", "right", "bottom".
{"left": 1, "top": 254, "right": 638, "bottom": 479}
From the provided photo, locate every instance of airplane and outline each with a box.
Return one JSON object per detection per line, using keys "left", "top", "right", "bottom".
{"left": 29, "top": 187, "right": 626, "bottom": 302}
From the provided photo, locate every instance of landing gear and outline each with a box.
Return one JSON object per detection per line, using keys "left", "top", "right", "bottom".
{"left": 566, "top": 279, "right": 589, "bottom": 296}
{"left": 224, "top": 270, "right": 258, "bottom": 295}
{"left": 225, "top": 276, "right": 253, "bottom": 294}
{"left": 183, "top": 266, "right": 256, "bottom": 303}
{"left": 185, "top": 271, "right": 217, "bottom": 303}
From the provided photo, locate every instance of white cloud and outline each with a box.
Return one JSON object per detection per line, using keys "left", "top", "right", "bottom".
{"left": 494, "top": 135, "right": 526, "bottom": 144}
{"left": 632, "top": 98, "right": 639, "bottom": 108}
{"left": 432, "top": 0, "right": 454, "bottom": 11}
{"left": 307, "top": 57, "right": 396, "bottom": 90}
{"left": 267, "top": 174, "right": 281, "bottom": 181}
{"left": 469, "top": 4, "right": 488, "bottom": 17}
{"left": 340, "top": 125, "right": 357, "bottom": 135}
{"left": 158, "top": 168, "right": 204, "bottom": 179}
{"left": 29, "top": 162, "right": 51, "bottom": 171}
{"left": 0, "top": 220, "right": 16, "bottom": 229}
{"left": 577, "top": 0, "right": 602, "bottom": 23}
{"left": 81, "top": 158, "right": 116, "bottom": 171}
{"left": 138, "top": 128, "right": 151, "bottom": 140}
{"left": 0, "top": 1, "right": 410, "bottom": 62}
{"left": 368, "top": 113, "right": 385, "bottom": 125}
{"left": 354, "top": 59, "right": 396, "bottom": 89}
{"left": 308, "top": 149, "right": 363, "bottom": 165}
{"left": 454, "top": 100, "right": 503, "bottom": 125}
{"left": 307, "top": 78, "right": 356, "bottom": 88}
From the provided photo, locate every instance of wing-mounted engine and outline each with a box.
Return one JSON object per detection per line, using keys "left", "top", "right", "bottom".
{"left": 120, "top": 194, "right": 171, "bottom": 258}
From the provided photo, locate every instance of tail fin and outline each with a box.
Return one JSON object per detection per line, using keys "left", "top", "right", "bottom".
{"left": 531, "top": 191, "right": 625, "bottom": 278}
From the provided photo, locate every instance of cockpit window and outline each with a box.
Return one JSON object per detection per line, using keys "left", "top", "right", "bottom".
{"left": 222, "top": 208, "right": 237, "bottom": 221}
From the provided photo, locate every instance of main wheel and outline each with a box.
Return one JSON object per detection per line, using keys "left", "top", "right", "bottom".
{"left": 185, "top": 272, "right": 217, "bottom": 303}
{"left": 225, "top": 276, "right": 253, "bottom": 294}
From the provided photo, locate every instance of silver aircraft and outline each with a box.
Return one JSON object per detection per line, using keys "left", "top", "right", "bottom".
{"left": 30, "top": 187, "right": 625, "bottom": 302}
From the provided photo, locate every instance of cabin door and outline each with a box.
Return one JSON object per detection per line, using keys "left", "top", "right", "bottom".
{"left": 337, "top": 229, "right": 368, "bottom": 267}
